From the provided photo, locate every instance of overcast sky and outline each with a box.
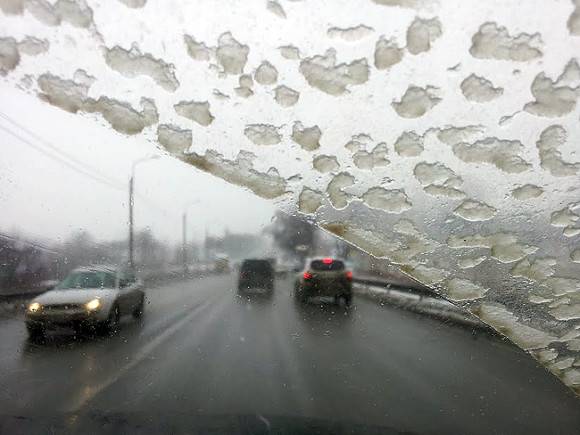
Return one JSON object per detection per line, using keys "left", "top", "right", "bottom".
{"left": 0, "top": 83, "right": 276, "bottom": 246}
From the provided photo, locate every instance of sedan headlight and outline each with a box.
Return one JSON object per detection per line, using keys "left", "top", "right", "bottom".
{"left": 28, "top": 302, "right": 41, "bottom": 313}
{"left": 85, "top": 298, "right": 101, "bottom": 311}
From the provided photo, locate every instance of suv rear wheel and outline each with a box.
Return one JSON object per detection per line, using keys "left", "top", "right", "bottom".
{"left": 294, "top": 288, "right": 308, "bottom": 304}
{"left": 336, "top": 295, "right": 352, "bottom": 307}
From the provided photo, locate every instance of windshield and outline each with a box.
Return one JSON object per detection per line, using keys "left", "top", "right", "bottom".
{"left": 241, "top": 260, "right": 272, "bottom": 273}
{"left": 1, "top": 0, "right": 580, "bottom": 433}
{"left": 56, "top": 271, "right": 116, "bottom": 290}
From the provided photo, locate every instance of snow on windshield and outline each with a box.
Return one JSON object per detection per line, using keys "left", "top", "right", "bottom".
{"left": 1, "top": 0, "right": 579, "bottom": 394}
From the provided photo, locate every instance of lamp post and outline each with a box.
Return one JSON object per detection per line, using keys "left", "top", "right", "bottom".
{"left": 128, "top": 155, "right": 159, "bottom": 270}
{"left": 182, "top": 199, "right": 201, "bottom": 275}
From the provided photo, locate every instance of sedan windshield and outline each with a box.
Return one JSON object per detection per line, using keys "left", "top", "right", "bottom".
{"left": 56, "top": 272, "right": 115, "bottom": 290}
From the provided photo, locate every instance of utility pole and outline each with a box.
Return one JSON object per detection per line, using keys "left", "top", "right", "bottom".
{"left": 182, "top": 200, "right": 200, "bottom": 277}
{"left": 182, "top": 212, "right": 187, "bottom": 276}
{"left": 128, "top": 155, "right": 159, "bottom": 271}
{"left": 128, "top": 174, "right": 134, "bottom": 269}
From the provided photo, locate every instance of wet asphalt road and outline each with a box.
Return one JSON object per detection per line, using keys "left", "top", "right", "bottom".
{"left": 0, "top": 274, "right": 579, "bottom": 434}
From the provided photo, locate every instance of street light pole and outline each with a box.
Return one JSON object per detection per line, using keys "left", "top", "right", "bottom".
{"left": 128, "top": 155, "right": 160, "bottom": 270}
{"left": 129, "top": 174, "right": 135, "bottom": 269}
{"left": 182, "top": 200, "right": 201, "bottom": 276}
{"left": 182, "top": 211, "right": 187, "bottom": 275}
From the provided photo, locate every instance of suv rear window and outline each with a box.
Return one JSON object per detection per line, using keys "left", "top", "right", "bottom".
{"left": 310, "top": 260, "right": 345, "bottom": 271}
{"left": 241, "top": 260, "right": 273, "bottom": 274}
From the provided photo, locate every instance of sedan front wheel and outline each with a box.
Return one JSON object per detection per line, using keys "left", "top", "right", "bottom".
{"left": 26, "top": 323, "right": 45, "bottom": 340}
{"left": 100, "top": 305, "right": 120, "bottom": 335}
{"left": 132, "top": 297, "right": 145, "bottom": 319}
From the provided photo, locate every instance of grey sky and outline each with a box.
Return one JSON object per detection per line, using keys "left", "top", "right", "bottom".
{"left": 0, "top": 83, "right": 276, "bottom": 245}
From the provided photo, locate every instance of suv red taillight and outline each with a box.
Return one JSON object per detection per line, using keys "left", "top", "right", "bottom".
{"left": 303, "top": 272, "right": 313, "bottom": 280}
{"left": 345, "top": 271, "right": 353, "bottom": 281}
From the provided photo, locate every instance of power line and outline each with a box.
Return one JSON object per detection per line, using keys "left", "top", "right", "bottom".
{"left": 0, "top": 232, "right": 62, "bottom": 256}
{"left": 0, "top": 117, "right": 172, "bottom": 217}
{"left": 0, "top": 110, "right": 123, "bottom": 187}
{"left": 0, "top": 123, "right": 125, "bottom": 190}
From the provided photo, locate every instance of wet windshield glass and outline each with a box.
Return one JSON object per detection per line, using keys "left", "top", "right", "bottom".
{"left": 56, "top": 271, "right": 115, "bottom": 289}
{"left": 1, "top": 0, "right": 580, "bottom": 433}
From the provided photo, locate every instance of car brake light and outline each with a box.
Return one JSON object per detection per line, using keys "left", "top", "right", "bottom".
{"left": 303, "top": 272, "right": 313, "bottom": 279}
{"left": 322, "top": 258, "right": 333, "bottom": 264}
{"left": 345, "top": 271, "right": 353, "bottom": 280}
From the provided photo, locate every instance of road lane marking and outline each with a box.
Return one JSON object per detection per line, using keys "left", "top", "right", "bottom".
{"left": 66, "top": 299, "right": 212, "bottom": 413}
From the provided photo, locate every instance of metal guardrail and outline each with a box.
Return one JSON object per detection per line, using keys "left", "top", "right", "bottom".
{"left": 352, "top": 276, "right": 436, "bottom": 298}
{"left": 0, "top": 290, "right": 47, "bottom": 302}
{"left": 353, "top": 276, "right": 495, "bottom": 333}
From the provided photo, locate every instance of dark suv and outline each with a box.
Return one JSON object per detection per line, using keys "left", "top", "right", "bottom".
{"left": 294, "top": 258, "right": 352, "bottom": 306}
{"left": 238, "top": 259, "right": 275, "bottom": 294}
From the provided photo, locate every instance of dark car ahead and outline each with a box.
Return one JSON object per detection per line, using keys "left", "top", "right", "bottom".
{"left": 238, "top": 259, "right": 275, "bottom": 294}
{"left": 294, "top": 258, "right": 353, "bottom": 306}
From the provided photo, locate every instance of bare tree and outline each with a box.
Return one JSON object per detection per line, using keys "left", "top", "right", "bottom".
{"left": 269, "top": 211, "right": 315, "bottom": 261}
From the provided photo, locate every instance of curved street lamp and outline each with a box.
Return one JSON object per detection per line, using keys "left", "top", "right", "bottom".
{"left": 182, "top": 199, "right": 201, "bottom": 275}
{"left": 128, "top": 155, "right": 160, "bottom": 269}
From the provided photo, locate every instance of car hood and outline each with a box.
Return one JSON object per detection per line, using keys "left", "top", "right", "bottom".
{"left": 33, "top": 288, "right": 117, "bottom": 305}
{"left": 0, "top": 413, "right": 412, "bottom": 435}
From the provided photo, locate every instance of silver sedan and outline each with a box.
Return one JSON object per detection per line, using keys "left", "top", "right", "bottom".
{"left": 25, "top": 266, "right": 145, "bottom": 338}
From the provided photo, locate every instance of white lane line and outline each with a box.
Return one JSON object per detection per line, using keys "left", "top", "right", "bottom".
{"left": 66, "top": 299, "right": 211, "bottom": 413}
